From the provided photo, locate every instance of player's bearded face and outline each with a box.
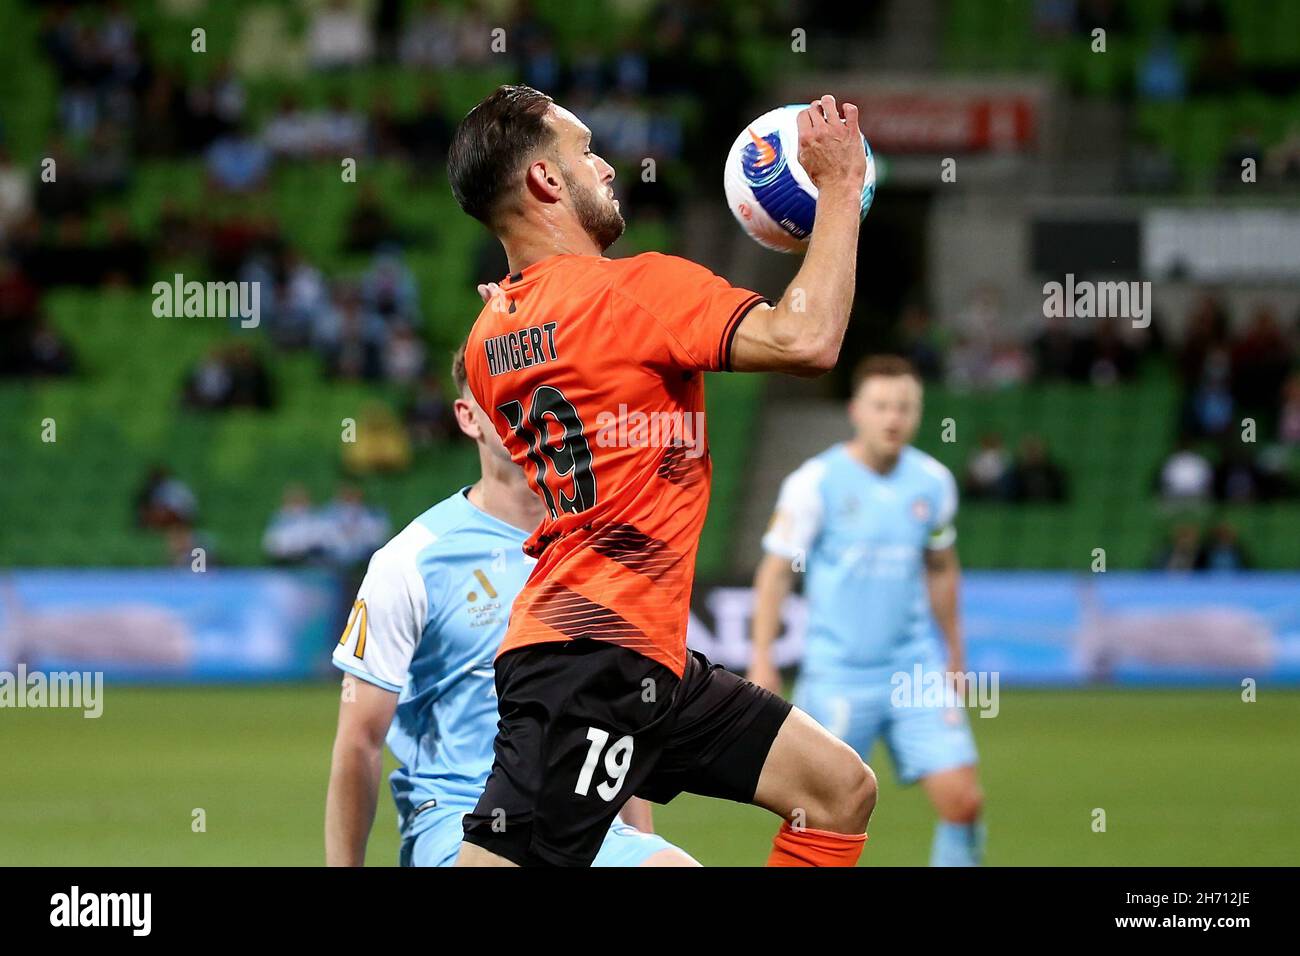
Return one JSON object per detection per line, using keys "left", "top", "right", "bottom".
{"left": 559, "top": 158, "right": 625, "bottom": 251}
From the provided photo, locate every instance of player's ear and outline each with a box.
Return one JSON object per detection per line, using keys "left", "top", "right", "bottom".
{"left": 452, "top": 397, "right": 481, "bottom": 441}
{"left": 524, "top": 159, "right": 564, "bottom": 203}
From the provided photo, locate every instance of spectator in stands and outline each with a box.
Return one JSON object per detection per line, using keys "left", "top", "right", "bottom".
{"left": 1182, "top": 347, "right": 1234, "bottom": 438}
{"left": 224, "top": 343, "right": 275, "bottom": 410}
{"left": 317, "top": 286, "right": 382, "bottom": 381}
{"left": 1230, "top": 304, "right": 1292, "bottom": 421}
{"left": 22, "top": 316, "right": 77, "bottom": 376}
{"left": 318, "top": 484, "right": 389, "bottom": 566}
{"left": 964, "top": 432, "right": 1015, "bottom": 501}
{"left": 1158, "top": 436, "right": 1214, "bottom": 503}
{"left": 206, "top": 125, "right": 271, "bottom": 193}
{"left": 896, "top": 304, "right": 945, "bottom": 382}
{"left": 405, "top": 373, "right": 453, "bottom": 448}
{"left": 1033, "top": 0, "right": 1077, "bottom": 40}
{"left": 183, "top": 346, "right": 235, "bottom": 410}
{"left": 1178, "top": 292, "right": 1230, "bottom": 385}
{"left": 383, "top": 324, "right": 427, "bottom": 385}
{"left": 263, "top": 484, "right": 328, "bottom": 565}
{"left": 0, "top": 146, "right": 33, "bottom": 241}
{"left": 1075, "top": 0, "right": 1129, "bottom": 36}
{"left": 1265, "top": 124, "right": 1300, "bottom": 183}
{"left": 1200, "top": 520, "right": 1250, "bottom": 571}
{"left": 34, "top": 139, "right": 93, "bottom": 222}
{"left": 361, "top": 246, "right": 420, "bottom": 327}
{"left": 83, "top": 121, "right": 133, "bottom": 197}
{"left": 1152, "top": 522, "right": 1203, "bottom": 571}
{"left": 1169, "top": 0, "right": 1227, "bottom": 36}
{"left": 99, "top": 211, "right": 149, "bottom": 286}
{"left": 343, "top": 185, "right": 403, "bottom": 253}
{"left": 1032, "top": 313, "right": 1082, "bottom": 381}
{"left": 1278, "top": 373, "right": 1300, "bottom": 445}
{"left": 1219, "top": 125, "right": 1263, "bottom": 187}
{"left": 1136, "top": 33, "right": 1187, "bottom": 102}
{"left": 1009, "top": 435, "right": 1069, "bottom": 502}
{"left": 343, "top": 402, "right": 413, "bottom": 475}
{"left": 396, "top": 88, "right": 453, "bottom": 168}
{"left": 165, "top": 523, "right": 214, "bottom": 569}
{"left": 372, "top": 0, "right": 403, "bottom": 64}
{"left": 182, "top": 344, "right": 273, "bottom": 410}
{"left": 1082, "top": 316, "right": 1140, "bottom": 385}
{"left": 399, "top": 0, "right": 459, "bottom": 69}
{"left": 134, "top": 465, "right": 197, "bottom": 531}
{"left": 1214, "top": 442, "right": 1263, "bottom": 503}
{"left": 272, "top": 249, "right": 324, "bottom": 346}
{"left": 308, "top": 0, "right": 373, "bottom": 70}
{"left": 262, "top": 95, "right": 314, "bottom": 159}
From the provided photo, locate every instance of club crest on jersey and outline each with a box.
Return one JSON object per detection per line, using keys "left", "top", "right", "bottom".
{"left": 911, "top": 497, "right": 932, "bottom": 524}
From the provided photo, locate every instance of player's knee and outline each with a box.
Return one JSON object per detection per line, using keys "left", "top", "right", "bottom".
{"left": 847, "top": 759, "right": 878, "bottom": 831}
{"left": 941, "top": 783, "right": 983, "bottom": 824}
{"left": 819, "top": 748, "right": 876, "bottom": 833}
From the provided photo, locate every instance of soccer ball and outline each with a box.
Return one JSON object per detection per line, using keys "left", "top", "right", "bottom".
{"left": 723, "top": 104, "right": 876, "bottom": 253}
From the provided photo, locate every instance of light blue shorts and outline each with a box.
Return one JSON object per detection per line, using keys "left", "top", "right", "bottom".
{"left": 399, "top": 806, "right": 682, "bottom": 867}
{"left": 795, "top": 670, "right": 979, "bottom": 785}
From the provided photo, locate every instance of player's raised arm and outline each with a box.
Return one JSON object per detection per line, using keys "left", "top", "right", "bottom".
{"left": 730, "top": 95, "right": 866, "bottom": 377}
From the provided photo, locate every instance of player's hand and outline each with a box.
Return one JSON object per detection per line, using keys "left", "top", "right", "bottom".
{"left": 796, "top": 94, "right": 866, "bottom": 193}
{"left": 946, "top": 653, "right": 968, "bottom": 700}
{"left": 746, "top": 656, "right": 783, "bottom": 696}
{"left": 476, "top": 281, "right": 503, "bottom": 304}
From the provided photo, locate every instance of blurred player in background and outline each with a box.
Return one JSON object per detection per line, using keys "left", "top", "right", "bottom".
{"left": 448, "top": 84, "right": 876, "bottom": 867}
{"left": 324, "top": 342, "right": 696, "bottom": 867}
{"left": 749, "top": 356, "right": 985, "bottom": 866}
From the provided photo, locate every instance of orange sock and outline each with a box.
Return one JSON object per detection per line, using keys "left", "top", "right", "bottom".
{"left": 767, "top": 820, "right": 867, "bottom": 867}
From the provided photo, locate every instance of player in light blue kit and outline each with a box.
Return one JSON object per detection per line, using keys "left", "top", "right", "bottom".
{"left": 324, "top": 342, "right": 696, "bottom": 867}
{"left": 748, "top": 355, "right": 984, "bottom": 866}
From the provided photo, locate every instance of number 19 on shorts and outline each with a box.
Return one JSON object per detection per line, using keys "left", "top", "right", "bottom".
{"left": 574, "top": 728, "right": 634, "bottom": 802}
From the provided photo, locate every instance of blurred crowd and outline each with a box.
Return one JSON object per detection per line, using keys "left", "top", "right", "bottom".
{"left": 134, "top": 464, "right": 391, "bottom": 570}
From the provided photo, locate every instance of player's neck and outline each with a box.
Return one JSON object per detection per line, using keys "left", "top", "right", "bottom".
{"left": 500, "top": 220, "right": 602, "bottom": 274}
{"left": 468, "top": 459, "right": 546, "bottom": 534}
{"left": 847, "top": 439, "right": 901, "bottom": 476}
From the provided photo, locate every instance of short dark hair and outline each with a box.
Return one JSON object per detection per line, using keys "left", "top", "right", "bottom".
{"left": 448, "top": 85, "right": 556, "bottom": 228}
{"left": 851, "top": 354, "right": 921, "bottom": 392}
{"left": 451, "top": 340, "right": 468, "bottom": 395}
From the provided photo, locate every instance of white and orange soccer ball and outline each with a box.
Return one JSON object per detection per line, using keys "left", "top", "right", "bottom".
{"left": 724, "top": 104, "right": 876, "bottom": 253}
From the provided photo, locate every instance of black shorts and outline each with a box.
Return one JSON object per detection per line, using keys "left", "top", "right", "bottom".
{"left": 461, "top": 640, "right": 792, "bottom": 867}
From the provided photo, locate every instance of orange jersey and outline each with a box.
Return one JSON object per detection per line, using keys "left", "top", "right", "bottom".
{"left": 465, "top": 252, "right": 768, "bottom": 677}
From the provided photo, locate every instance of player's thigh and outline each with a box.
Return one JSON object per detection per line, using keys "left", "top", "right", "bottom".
{"left": 637, "top": 651, "right": 793, "bottom": 808}
{"left": 751, "top": 704, "right": 876, "bottom": 831}
{"left": 402, "top": 809, "right": 468, "bottom": 868}
{"left": 793, "top": 679, "right": 884, "bottom": 761}
{"left": 885, "top": 691, "right": 980, "bottom": 788}
{"left": 462, "top": 642, "right": 678, "bottom": 867}
{"left": 592, "top": 821, "right": 699, "bottom": 867}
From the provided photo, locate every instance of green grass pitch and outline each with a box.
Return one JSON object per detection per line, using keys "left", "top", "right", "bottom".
{"left": 2, "top": 685, "right": 1296, "bottom": 866}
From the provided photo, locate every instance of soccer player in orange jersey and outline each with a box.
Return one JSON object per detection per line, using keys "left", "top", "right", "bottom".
{"left": 448, "top": 85, "right": 876, "bottom": 867}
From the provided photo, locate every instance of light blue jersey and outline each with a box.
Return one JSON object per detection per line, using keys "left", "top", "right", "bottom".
{"left": 763, "top": 445, "right": 977, "bottom": 786}
{"left": 333, "top": 488, "right": 682, "bottom": 866}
